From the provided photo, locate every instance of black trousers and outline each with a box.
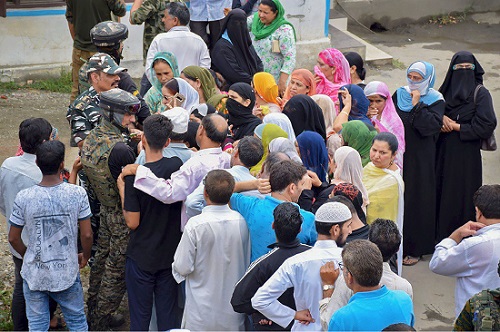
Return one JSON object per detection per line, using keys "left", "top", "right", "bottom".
{"left": 189, "top": 19, "right": 224, "bottom": 50}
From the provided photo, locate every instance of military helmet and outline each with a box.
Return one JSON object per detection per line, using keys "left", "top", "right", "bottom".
{"left": 90, "top": 21, "right": 128, "bottom": 47}
{"left": 100, "top": 88, "right": 140, "bottom": 115}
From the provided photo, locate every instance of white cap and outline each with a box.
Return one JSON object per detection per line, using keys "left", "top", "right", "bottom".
{"left": 315, "top": 202, "right": 352, "bottom": 223}
{"left": 161, "top": 107, "right": 189, "bottom": 134}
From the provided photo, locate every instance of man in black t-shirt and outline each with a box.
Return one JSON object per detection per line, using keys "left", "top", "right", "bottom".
{"left": 118, "top": 114, "right": 183, "bottom": 331}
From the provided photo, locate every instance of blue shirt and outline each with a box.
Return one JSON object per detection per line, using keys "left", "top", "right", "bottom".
{"left": 230, "top": 194, "right": 317, "bottom": 262}
{"left": 0, "top": 153, "right": 42, "bottom": 258}
{"left": 328, "top": 285, "right": 414, "bottom": 331}
{"left": 188, "top": 0, "right": 231, "bottom": 21}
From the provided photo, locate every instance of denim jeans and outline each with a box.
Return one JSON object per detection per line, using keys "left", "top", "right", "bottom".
{"left": 23, "top": 275, "right": 88, "bottom": 331}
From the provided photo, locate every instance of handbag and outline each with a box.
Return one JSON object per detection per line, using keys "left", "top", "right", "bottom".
{"left": 474, "top": 84, "right": 497, "bottom": 151}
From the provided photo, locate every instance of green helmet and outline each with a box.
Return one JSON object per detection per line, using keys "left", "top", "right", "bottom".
{"left": 90, "top": 21, "right": 128, "bottom": 47}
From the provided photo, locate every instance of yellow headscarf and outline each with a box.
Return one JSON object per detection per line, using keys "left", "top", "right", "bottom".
{"left": 250, "top": 123, "right": 288, "bottom": 175}
{"left": 253, "top": 72, "right": 280, "bottom": 105}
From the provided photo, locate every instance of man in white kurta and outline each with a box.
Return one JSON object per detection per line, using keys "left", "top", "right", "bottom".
{"left": 172, "top": 170, "right": 250, "bottom": 331}
{"left": 252, "top": 202, "right": 353, "bottom": 331}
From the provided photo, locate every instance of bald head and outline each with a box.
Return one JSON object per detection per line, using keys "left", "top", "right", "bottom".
{"left": 201, "top": 113, "right": 228, "bottom": 145}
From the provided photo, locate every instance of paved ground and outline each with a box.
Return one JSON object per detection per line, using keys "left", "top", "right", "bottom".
{"left": 356, "top": 11, "right": 500, "bottom": 330}
{"left": 0, "top": 11, "right": 499, "bottom": 331}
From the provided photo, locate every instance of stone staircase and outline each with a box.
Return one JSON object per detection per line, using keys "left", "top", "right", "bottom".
{"left": 329, "top": 10, "right": 392, "bottom": 66}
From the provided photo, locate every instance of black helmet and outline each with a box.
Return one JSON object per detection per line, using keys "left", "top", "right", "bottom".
{"left": 90, "top": 21, "right": 129, "bottom": 47}
{"left": 100, "top": 88, "right": 140, "bottom": 115}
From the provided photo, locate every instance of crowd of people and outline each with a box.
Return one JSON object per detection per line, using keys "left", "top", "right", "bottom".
{"left": 0, "top": 0, "right": 499, "bottom": 331}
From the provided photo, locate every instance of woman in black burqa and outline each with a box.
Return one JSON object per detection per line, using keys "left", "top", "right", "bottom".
{"left": 435, "top": 51, "right": 497, "bottom": 241}
{"left": 226, "top": 82, "right": 262, "bottom": 140}
{"left": 211, "top": 9, "right": 263, "bottom": 89}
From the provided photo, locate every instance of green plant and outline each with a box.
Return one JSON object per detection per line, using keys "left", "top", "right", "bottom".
{"left": 392, "top": 58, "right": 406, "bottom": 70}
{"left": 0, "top": 70, "right": 72, "bottom": 94}
{"left": 0, "top": 281, "right": 13, "bottom": 331}
{"left": 428, "top": 7, "right": 473, "bottom": 25}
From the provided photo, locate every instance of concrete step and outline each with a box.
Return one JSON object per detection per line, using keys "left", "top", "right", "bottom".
{"left": 329, "top": 9, "right": 348, "bottom": 31}
{"left": 328, "top": 24, "right": 393, "bottom": 66}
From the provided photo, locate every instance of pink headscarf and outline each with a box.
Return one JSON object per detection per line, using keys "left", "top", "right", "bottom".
{"left": 364, "top": 81, "right": 406, "bottom": 170}
{"left": 314, "top": 48, "right": 351, "bottom": 108}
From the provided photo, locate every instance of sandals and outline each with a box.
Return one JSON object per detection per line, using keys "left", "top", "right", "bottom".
{"left": 403, "top": 255, "right": 421, "bottom": 266}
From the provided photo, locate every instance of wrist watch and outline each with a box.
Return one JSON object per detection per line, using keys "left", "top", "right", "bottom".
{"left": 322, "top": 284, "right": 335, "bottom": 291}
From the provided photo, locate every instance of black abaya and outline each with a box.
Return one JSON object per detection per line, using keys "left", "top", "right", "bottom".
{"left": 436, "top": 51, "right": 497, "bottom": 241}
{"left": 393, "top": 94, "right": 445, "bottom": 257}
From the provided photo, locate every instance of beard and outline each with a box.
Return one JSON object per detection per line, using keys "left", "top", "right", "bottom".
{"left": 335, "top": 229, "right": 347, "bottom": 247}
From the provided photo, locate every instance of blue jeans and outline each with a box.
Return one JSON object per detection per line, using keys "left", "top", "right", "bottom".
{"left": 126, "top": 258, "right": 179, "bottom": 331}
{"left": 23, "top": 275, "right": 87, "bottom": 331}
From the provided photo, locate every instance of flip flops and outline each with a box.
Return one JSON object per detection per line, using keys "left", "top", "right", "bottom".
{"left": 403, "top": 255, "right": 421, "bottom": 266}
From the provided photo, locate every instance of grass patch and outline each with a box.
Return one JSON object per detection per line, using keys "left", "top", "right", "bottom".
{"left": 0, "top": 71, "right": 72, "bottom": 94}
{"left": 392, "top": 58, "right": 406, "bottom": 70}
{"left": 0, "top": 280, "right": 13, "bottom": 331}
{"left": 428, "top": 6, "right": 473, "bottom": 25}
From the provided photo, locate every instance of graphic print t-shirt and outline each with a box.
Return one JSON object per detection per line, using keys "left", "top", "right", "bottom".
{"left": 10, "top": 182, "right": 91, "bottom": 292}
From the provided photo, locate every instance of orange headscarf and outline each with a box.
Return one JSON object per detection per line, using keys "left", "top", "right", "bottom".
{"left": 253, "top": 72, "right": 280, "bottom": 105}
{"left": 283, "top": 69, "right": 317, "bottom": 101}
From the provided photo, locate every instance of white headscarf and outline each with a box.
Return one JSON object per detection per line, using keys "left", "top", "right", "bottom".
{"left": 333, "top": 146, "right": 369, "bottom": 206}
{"left": 311, "top": 94, "right": 336, "bottom": 133}
{"left": 268, "top": 137, "right": 302, "bottom": 164}
{"left": 175, "top": 77, "right": 200, "bottom": 113}
{"left": 263, "top": 112, "right": 296, "bottom": 143}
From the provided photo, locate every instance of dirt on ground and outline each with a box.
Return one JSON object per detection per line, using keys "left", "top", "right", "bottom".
{"left": 0, "top": 12, "right": 499, "bottom": 331}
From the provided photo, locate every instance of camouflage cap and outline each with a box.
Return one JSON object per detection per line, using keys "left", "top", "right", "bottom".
{"left": 90, "top": 21, "right": 129, "bottom": 47}
{"left": 87, "top": 53, "right": 127, "bottom": 75}
{"left": 100, "top": 88, "right": 140, "bottom": 114}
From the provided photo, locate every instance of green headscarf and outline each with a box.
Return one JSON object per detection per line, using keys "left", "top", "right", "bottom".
{"left": 181, "top": 66, "right": 218, "bottom": 102}
{"left": 251, "top": 0, "right": 296, "bottom": 41}
{"left": 207, "top": 93, "right": 228, "bottom": 114}
{"left": 149, "top": 51, "right": 179, "bottom": 91}
{"left": 250, "top": 123, "right": 288, "bottom": 175}
{"left": 145, "top": 52, "right": 179, "bottom": 114}
{"left": 341, "top": 120, "right": 377, "bottom": 167}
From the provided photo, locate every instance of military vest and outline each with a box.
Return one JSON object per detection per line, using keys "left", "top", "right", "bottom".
{"left": 471, "top": 288, "right": 500, "bottom": 331}
{"left": 81, "top": 119, "right": 124, "bottom": 207}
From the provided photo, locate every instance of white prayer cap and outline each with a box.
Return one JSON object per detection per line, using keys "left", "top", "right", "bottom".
{"left": 161, "top": 107, "right": 189, "bottom": 134}
{"left": 315, "top": 202, "right": 352, "bottom": 223}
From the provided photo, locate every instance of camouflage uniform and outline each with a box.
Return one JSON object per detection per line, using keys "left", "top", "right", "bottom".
{"left": 453, "top": 289, "right": 500, "bottom": 331}
{"left": 130, "top": 0, "right": 184, "bottom": 64}
{"left": 82, "top": 119, "right": 129, "bottom": 330}
{"left": 66, "top": 87, "right": 101, "bottom": 147}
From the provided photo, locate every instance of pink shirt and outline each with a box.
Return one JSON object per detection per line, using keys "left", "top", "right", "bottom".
{"left": 134, "top": 147, "right": 231, "bottom": 229}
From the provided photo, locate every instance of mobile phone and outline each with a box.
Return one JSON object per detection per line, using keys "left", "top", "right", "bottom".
{"left": 174, "top": 93, "right": 186, "bottom": 105}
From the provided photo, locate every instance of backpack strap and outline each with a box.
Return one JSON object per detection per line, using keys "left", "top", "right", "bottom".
{"left": 474, "top": 84, "right": 483, "bottom": 105}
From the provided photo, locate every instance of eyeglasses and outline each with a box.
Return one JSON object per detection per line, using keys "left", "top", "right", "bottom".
{"left": 452, "top": 63, "right": 475, "bottom": 71}
{"left": 338, "top": 262, "right": 352, "bottom": 276}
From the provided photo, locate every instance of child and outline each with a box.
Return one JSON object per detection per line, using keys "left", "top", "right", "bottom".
{"left": 8, "top": 140, "right": 92, "bottom": 331}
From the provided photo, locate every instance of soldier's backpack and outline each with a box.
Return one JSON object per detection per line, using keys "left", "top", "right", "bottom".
{"left": 470, "top": 288, "right": 500, "bottom": 331}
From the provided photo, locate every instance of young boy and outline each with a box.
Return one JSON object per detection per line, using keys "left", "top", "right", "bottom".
{"left": 8, "top": 140, "right": 93, "bottom": 331}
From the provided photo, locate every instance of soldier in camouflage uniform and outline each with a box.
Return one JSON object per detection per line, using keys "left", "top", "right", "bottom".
{"left": 454, "top": 260, "right": 500, "bottom": 331}
{"left": 81, "top": 88, "right": 139, "bottom": 331}
{"left": 130, "top": 0, "right": 184, "bottom": 96}
{"left": 65, "top": 0, "right": 126, "bottom": 103}
{"left": 79, "top": 21, "right": 151, "bottom": 125}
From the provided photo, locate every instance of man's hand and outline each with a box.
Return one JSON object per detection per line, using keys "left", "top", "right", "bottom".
{"left": 449, "top": 221, "right": 486, "bottom": 244}
{"left": 258, "top": 319, "right": 273, "bottom": 326}
{"left": 320, "top": 261, "right": 340, "bottom": 285}
{"left": 78, "top": 253, "right": 89, "bottom": 269}
{"left": 258, "top": 178, "right": 271, "bottom": 195}
{"left": 294, "top": 309, "right": 315, "bottom": 325}
{"left": 72, "top": 156, "right": 83, "bottom": 173}
{"left": 117, "top": 174, "right": 125, "bottom": 193}
{"left": 223, "top": 7, "right": 231, "bottom": 16}
{"left": 121, "top": 164, "right": 139, "bottom": 177}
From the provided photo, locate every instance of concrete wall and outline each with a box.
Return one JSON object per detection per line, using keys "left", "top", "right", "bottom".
{"left": 0, "top": 6, "right": 146, "bottom": 81}
{"left": 336, "top": 0, "right": 500, "bottom": 29}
